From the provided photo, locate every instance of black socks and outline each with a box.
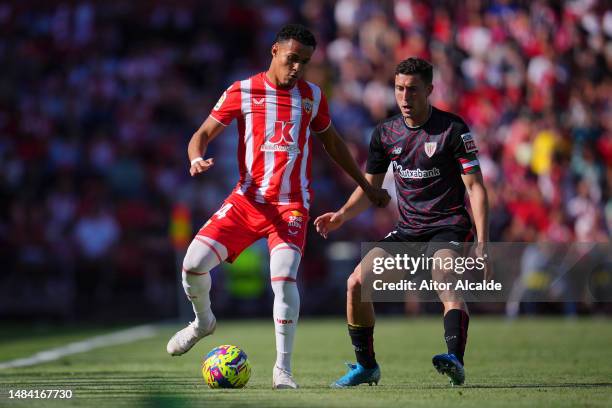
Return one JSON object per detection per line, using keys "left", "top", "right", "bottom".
{"left": 348, "top": 324, "right": 377, "bottom": 369}
{"left": 443, "top": 309, "right": 469, "bottom": 365}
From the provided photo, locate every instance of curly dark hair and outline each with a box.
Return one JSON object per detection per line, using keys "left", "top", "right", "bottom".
{"left": 274, "top": 24, "right": 317, "bottom": 49}
{"left": 395, "top": 58, "right": 433, "bottom": 84}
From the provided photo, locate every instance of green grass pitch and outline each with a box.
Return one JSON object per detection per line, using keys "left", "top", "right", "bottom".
{"left": 1, "top": 317, "right": 611, "bottom": 407}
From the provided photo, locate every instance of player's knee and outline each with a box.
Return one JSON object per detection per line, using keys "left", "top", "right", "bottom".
{"left": 431, "top": 249, "right": 458, "bottom": 278}
{"left": 347, "top": 269, "right": 362, "bottom": 294}
{"left": 183, "top": 239, "right": 221, "bottom": 274}
{"left": 270, "top": 247, "right": 301, "bottom": 276}
{"left": 432, "top": 265, "right": 454, "bottom": 277}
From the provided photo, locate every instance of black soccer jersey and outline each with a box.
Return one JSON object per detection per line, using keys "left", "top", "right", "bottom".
{"left": 366, "top": 106, "right": 480, "bottom": 235}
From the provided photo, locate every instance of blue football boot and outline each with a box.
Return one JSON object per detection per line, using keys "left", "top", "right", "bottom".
{"left": 432, "top": 353, "right": 465, "bottom": 386}
{"left": 330, "top": 362, "right": 381, "bottom": 388}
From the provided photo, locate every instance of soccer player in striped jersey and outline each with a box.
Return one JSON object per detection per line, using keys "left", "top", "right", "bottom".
{"left": 315, "top": 58, "right": 490, "bottom": 387}
{"left": 166, "top": 24, "right": 390, "bottom": 389}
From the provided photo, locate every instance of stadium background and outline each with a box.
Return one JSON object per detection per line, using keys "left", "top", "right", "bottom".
{"left": 1, "top": 0, "right": 610, "bottom": 322}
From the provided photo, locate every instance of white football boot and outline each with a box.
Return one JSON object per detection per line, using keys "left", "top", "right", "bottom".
{"left": 166, "top": 317, "right": 216, "bottom": 356}
{"left": 272, "top": 365, "right": 299, "bottom": 389}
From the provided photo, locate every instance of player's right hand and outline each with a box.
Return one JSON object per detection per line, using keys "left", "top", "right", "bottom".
{"left": 190, "top": 158, "right": 214, "bottom": 176}
{"left": 314, "top": 212, "right": 345, "bottom": 239}
{"left": 364, "top": 186, "right": 391, "bottom": 208}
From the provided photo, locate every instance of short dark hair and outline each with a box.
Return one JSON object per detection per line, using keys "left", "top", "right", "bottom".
{"left": 395, "top": 58, "right": 433, "bottom": 84}
{"left": 274, "top": 24, "right": 317, "bottom": 49}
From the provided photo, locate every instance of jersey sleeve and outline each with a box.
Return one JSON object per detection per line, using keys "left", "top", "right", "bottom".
{"left": 449, "top": 121, "right": 481, "bottom": 174}
{"left": 310, "top": 92, "right": 332, "bottom": 133}
{"left": 366, "top": 126, "right": 390, "bottom": 174}
{"left": 209, "top": 81, "right": 241, "bottom": 126}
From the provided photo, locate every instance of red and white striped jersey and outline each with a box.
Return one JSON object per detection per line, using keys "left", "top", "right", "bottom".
{"left": 209, "top": 72, "right": 331, "bottom": 209}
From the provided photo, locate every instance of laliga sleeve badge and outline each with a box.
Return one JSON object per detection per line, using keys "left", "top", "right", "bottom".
{"left": 213, "top": 91, "right": 227, "bottom": 111}
{"left": 460, "top": 133, "right": 478, "bottom": 153}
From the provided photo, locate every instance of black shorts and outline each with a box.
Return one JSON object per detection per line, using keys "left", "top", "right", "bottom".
{"left": 377, "top": 226, "right": 474, "bottom": 259}
{"left": 363, "top": 227, "right": 475, "bottom": 299}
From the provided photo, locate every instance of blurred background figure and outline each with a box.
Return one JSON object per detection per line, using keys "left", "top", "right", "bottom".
{"left": 1, "top": 0, "right": 610, "bottom": 322}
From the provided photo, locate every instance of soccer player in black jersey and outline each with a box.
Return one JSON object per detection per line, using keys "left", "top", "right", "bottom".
{"left": 315, "top": 58, "right": 490, "bottom": 387}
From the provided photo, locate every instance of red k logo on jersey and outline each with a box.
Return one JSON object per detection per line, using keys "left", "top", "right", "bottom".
{"left": 262, "top": 121, "right": 299, "bottom": 153}
{"left": 270, "top": 121, "right": 295, "bottom": 145}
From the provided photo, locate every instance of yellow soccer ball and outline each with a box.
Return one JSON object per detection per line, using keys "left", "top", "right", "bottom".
{"left": 202, "top": 345, "right": 251, "bottom": 388}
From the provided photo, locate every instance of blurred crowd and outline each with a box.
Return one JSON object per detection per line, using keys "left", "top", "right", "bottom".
{"left": 1, "top": 0, "right": 610, "bottom": 320}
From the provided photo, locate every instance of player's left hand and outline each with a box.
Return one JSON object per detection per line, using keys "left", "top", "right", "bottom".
{"left": 364, "top": 186, "right": 391, "bottom": 208}
{"left": 190, "top": 158, "right": 214, "bottom": 176}
{"left": 314, "top": 212, "right": 345, "bottom": 239}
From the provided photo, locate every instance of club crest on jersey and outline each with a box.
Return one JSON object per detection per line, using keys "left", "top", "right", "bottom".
{"left": 461, "top": 133, "right": 478, "bottom": 153}
{"left": 392, "top": 146, "right": 402, "bottom": 155}
{"left": 424, "top": 142, "right": 437, "bottom": 157}
{"left": 302, "top": 98, "right": 313, "bottom": 114}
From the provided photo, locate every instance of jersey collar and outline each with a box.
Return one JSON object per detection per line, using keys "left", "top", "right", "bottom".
{"left": 262, "top": 72, "right": 297, "bottom": 91}
{"left": 403, "top": 105, "right": 433, "bottom": 130}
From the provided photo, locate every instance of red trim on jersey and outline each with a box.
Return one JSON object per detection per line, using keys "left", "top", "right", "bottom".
{"left": 194, "top": 236, "right": 222, "bottom": 264}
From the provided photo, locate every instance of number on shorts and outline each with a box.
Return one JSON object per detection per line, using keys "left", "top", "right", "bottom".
{"left": 214, "top": 203, "right": 233, "bottom": 219}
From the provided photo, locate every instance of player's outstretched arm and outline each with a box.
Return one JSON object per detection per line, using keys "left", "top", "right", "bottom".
{"left": 314, "top": 124, "right": 390, "bottom": 208}
{"left": 188, "top": 116, "right": 226, "bottom": 177}
{"left": 462, "top": 171, "right": 492, "bottom": 279}
{"left": 315, "top": 172, "right": 386, "bottom": 239}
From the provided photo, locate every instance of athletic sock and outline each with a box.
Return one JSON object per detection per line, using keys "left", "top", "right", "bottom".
{"left": 272, "top": 280, "right": 299, "bottom": 373}
{"left": 182, "top": 270, "right": 214, "bottom": 330}
{"left": 181, "top": 236, "right": 227, "bottom": 331}
{"left": 348, "top": 324, "right": 377, "bottom": 369}
{"left": 270, "top": 248, "right": 301, "bottom": 374}
{"left": 443, "top": 309, "right": 469, "bottom": 365}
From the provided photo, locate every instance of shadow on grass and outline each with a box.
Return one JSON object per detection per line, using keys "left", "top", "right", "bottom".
{"left": 462, "top": 382, "right": 612, "bottom": 389}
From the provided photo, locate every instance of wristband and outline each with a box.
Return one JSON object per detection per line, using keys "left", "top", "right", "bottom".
{"left": 190, "top": 157, "right": 204, "bottom": 166}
